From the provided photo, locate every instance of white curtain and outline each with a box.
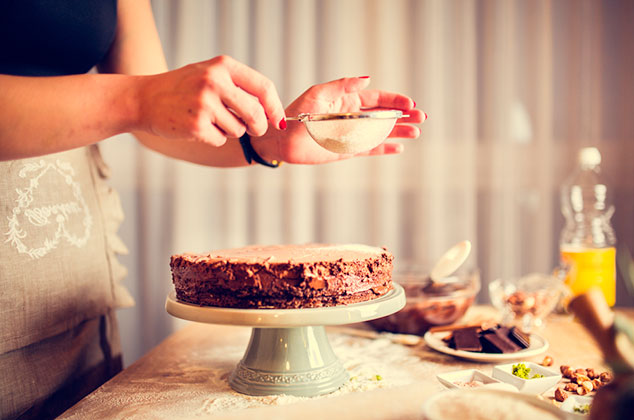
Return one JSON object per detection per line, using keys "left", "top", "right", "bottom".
{"left": 102, "top": 0, "right": 634, "bottom": 365}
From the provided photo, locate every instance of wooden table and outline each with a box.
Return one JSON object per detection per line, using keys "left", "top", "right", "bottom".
{"left": 59, "top": 307, "right": 633, "bottom": 420}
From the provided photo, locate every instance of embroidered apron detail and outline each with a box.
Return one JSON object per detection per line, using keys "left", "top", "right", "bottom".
{"left": 4, "top": 158, "right": 93, "bottom": 259}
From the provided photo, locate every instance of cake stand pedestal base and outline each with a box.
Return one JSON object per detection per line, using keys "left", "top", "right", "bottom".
{"left": 229, "top": 326, "right": 348, "bottom": 396}
{"left": 165, "top": 284, "right": 405, "bottom": 397}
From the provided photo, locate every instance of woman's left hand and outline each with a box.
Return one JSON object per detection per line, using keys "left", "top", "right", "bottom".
{"left": 252, "top": 76, "right": 426, "bottom": 165}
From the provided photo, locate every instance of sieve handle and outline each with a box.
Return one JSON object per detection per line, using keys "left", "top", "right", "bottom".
{"left": 285, "top": 114, "right": 409, "bottom": 122}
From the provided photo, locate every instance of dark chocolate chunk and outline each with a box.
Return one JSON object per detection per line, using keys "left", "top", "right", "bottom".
{"left": 496, "top": 326, "right": 512, "bottom": 337}
{"left": 452, "top": 327, "right": 482, "bottom": 352}
{"left": 480, "top": 331, "right": 521, "bottom": 353}
{"left": 509, "top": 326, "right": 530, "bottom": 348}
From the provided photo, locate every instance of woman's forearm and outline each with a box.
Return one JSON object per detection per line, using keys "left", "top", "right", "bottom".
{"left": 134, "top": 131, "right": 252, "bottom": 168}
{"left": 0, "top": 73, "right": 142, "bottom": 161}
{"left": 0, "top": 71, "right": 279, "bottom": 167}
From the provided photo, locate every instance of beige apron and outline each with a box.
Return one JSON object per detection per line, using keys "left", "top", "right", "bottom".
{"left": 0, "top": 145, "right": 133, "bottom": 420}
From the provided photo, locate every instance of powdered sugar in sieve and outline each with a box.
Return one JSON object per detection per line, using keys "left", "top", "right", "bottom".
{"left": 288, "top": 110, "right": 404, "bottom": 154}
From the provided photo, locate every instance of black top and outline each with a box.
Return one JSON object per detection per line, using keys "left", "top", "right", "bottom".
{"left": 0, "top": 0, "right": 118, "bottom": 76}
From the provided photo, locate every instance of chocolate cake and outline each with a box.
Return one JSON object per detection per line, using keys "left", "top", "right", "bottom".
{"left": 170, "top": 244, "right": 394, "bottom": 309}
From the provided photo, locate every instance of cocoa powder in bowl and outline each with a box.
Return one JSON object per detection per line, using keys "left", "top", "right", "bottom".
{"left": 369, "top": 270, "right": 480, "bottom": 335}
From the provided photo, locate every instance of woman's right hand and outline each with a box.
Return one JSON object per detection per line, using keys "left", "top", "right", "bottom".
{"left": 136, "top": 55, "right": 286, "bottom": 147}
{"left": 251, "top": 77, "right": 424, "bottom": 165}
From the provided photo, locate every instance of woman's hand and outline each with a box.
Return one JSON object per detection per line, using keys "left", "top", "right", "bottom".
{"left": 137, "top": 55, "right": 287, "bottom": 147}
{"left": 252, "top": 76, "right": 425, "bottom": 165}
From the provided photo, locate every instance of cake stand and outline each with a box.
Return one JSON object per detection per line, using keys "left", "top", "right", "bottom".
{"left": 165, "top": 284, "right": 405, "bottom": 397}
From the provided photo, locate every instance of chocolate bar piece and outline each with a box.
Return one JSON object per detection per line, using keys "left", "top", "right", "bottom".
{"left": 452, "top": 327, "right": 482, "bottom": 352}
{"left": 496, "top": 326, "right": 512, "bottom": 336}
{"left": 509, "top": 326, "right": 530, "bottom": 349}
{"left": 480, "top": 331, "right": 521, "bottom": 353}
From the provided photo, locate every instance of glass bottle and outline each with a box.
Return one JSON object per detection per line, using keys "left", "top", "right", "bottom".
{"left": 560, "top": 147, "right": 616, "bottom": 306}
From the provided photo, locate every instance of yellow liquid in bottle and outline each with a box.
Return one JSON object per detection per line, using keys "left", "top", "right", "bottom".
{"left": 560, "top": 246, "right": 616, "bottom": 306}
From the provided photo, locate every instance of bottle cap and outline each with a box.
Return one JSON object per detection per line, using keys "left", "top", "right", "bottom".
{"left": 578, "top": 147, "right": 601, "bottom": 168}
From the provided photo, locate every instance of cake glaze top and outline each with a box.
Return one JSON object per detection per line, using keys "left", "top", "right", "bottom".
{"left": 178, "top": 243, "right": 387, "bottom": 265}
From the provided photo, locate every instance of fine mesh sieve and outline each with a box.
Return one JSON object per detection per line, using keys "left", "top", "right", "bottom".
{"left": 287, "top": 110, "right": 405, "bottom": 154}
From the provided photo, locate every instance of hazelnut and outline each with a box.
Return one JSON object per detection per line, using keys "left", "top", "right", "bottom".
{"left": 600, "top": 372, "right": 614, "bottom": 383}
{"left": 560, "top": 365, "right": 570, "bottom": 374}
{"left": 572, "top": 373, "right": 591, "bottom": 384}
{"left": 577, "top": 385, "right": 590, "bottom": 395}
{"left": 562, "top": 367, "right": 574, "bottom": 379}
{"left": 574, "top": 368, "right": 588, "bottom": 376}
{"left": 522, "top": 295, "right": 536, "bottom": 311}
{"left": 564, "top": 382, "right": 579, "bottom": 392}
{"left": 581, "top": 381, "right": 594, "bottom": 393}
{"left": 592, "top": 379, "right": 602, "bottom": 390}
{"left": 555, "top": 387, "right": 568, "bottom": 402}
{"left": 509, "top": 291, "right": 525, "bottom": 304}
{"left": 541, "top": 356, "right": 554, "bottom": 367}
{"left": 586, "top": 368, "right": 598, "bottom": 379}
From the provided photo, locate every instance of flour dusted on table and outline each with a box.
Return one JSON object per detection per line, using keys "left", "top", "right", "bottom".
{"left": 60, "top": 331, "right": 444, "bottom": 419}
{"left": 195, "top": 333, "right": 433, "bottom": 416}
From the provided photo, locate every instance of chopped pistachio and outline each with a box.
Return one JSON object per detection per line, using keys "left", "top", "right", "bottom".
{"left": 512, "top": 363, "right": 531, "bottom": 379}
{"left": 573, "top": 403, "right": 591, "bottom": 414}
{"left": 512, "top": 363, "right": 543, "bottom": 380}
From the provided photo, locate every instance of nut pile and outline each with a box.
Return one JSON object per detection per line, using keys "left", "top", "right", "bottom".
{"left": 506, "top": 291, "right": 542, "bottom": 316}
{"left": 554, "top": 365, "right": 613, "bottom": 402}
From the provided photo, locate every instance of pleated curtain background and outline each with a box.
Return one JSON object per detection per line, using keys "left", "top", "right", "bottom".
{"left": 101, "top": 0, "right": 634, "bottom": 365}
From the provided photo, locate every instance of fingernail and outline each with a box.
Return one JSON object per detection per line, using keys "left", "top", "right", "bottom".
{"left": 279, "top": 118, "right": 287, "bottom": 130}
{"left": 359, "top": 76, "right": 370, "bottom": 79}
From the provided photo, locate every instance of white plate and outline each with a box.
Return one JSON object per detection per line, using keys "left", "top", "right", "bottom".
{"left": 165, "top": 284, "right": 405, "bottom": 327}
{"left": 423, "top": 330, "right": 549, "bottom": 362}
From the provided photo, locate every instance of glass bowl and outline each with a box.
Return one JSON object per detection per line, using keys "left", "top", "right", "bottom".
{"left": 368, "top": 269, "right": 480, "bottom": 336}
{"left": 489, "top": 273, "right": 565, "bottom": 331}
